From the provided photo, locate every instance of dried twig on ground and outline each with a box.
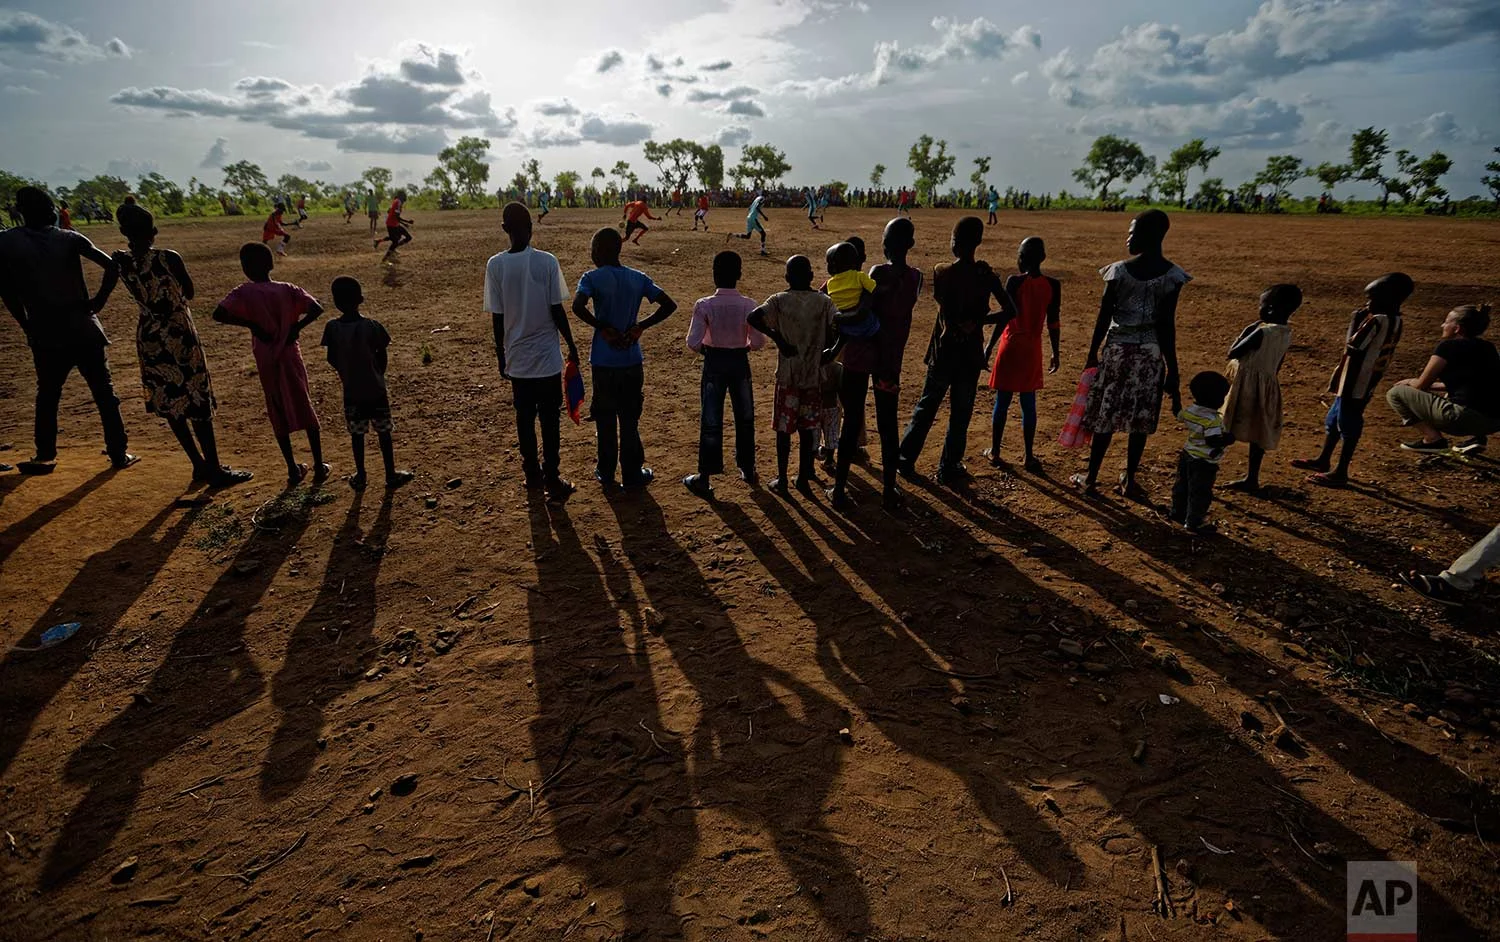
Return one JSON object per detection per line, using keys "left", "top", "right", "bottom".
{"left": 1149, "top": 844, "right": 1174, "bottom": 918}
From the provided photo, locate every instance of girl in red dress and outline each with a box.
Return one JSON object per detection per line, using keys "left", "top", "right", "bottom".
{"left": 985, "top": 237, "right": 1060, "bottom": 471}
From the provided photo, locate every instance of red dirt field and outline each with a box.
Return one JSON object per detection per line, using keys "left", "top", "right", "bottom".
{"left": 1, "top": 207, "right": 1498, "bottom": 941}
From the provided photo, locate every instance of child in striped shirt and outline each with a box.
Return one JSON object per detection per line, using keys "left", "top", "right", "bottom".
{"left": 1171, "top": 371, "right": 1234, "bottom": 534}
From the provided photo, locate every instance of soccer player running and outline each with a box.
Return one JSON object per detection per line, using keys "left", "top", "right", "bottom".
{"left": 730, "top": 191, "right": 770, "bottom": 256}
{"left": 621, "top": 198, "right": 658, "bottom": 246}
{"left": 693, "top": 192, "right": 711, "bottom": 231}
{"left": 374, "top": 191, "right": 414, "bottom": 262}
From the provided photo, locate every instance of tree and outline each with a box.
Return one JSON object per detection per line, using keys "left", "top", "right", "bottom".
{"left": 1312, "top": 162, "right": 1348, "bottom": 196}
{"left": 360, "top": 166, "right": 392, "bottom": 196}
{"left": 136, "top": 172, "right": 184, "bottom": 215}
{"left": 1482, "top": 147, "right": 1500, "bottom": 208}
{"left": 275, "top": 173, "right": 317, "bottom": 198}
{"left": 695, "top": 144, "right": 725, "bottom": 191}
{"left": 424, "top": 166, "right": 454, "bottom": 194}
{"left": 1153, "top": 161, "right": 1184, "bottom": 205}
{"left": 1347, "top": 127, "right": 1390, "bottom": 203}
{"left": 906, "top": 135, "right": 955, "bottom": 205}
{"left": 222, "top": 160, "right": 270, "bottom": 206}
{"left": 1161, "top": 139, "right": 1221, "bottom": 206}
{"left": 642, "top": 139, "right": 701, "bottom": 190}
{"left": 1254, "top": 155, "right": 1304, "bottom": 200}
{"left": 1194, "top": 176, "right": 1225, "bottom": 207}
{"left": 553, "top": 170, "right": 582, "bottom": 204}
{"left": 728, "top": 166, "right": 746, "bottom": 191}
{"left": 522, "top": 158, "right": 544, "bottom": 193}
{"left": 734, "top": 144, "right": 791, "bottom": 190}
{"left": 970, "top": 156, "right": 991, "bottom": 198}
{"left": 438, "top": 136, "right": 492, "bottom": 200}
{"left": 1071, "top": 134, "right": 1151, "bottom": 204}
{"left": 510, "top": 171, "right": 528, "bottom": 194}
{"left": 1136, "top": 155, "right": 1159, "bottom": 202}
{"left": 591, "top": 166, "right": 606, "bottom": 186}
{"left": 1394, "top": 149, "right": 1452, "bottom": 204}
{"left": 870, "top": 163, "right": 886, "bottom": 189}
{"left": 610, "top": 160, "right": 632, "bottom": 196}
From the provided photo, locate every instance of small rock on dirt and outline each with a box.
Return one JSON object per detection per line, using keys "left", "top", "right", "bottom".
{"left": 424, "top": 495, "right": 439, "bottom": 509}
{"left": 950, "top": 695, "right": 972, "bottom": 714}
{"left": 644, "top": 607, "right": 667, "bottom": 633}
{"left": 1058, "top": 639, "right": 1085, "bottom": 658}
{"left": 398, "top": 854, "right": 436, "bottom": 869}
{"left": 1081, "top": 661, "right": 1110, "bottom": 674}
{"left": 522, "top": 879, "right": 542, "bottom": 897}
{"left": 232, "top": 559, "right": 261, "bottom": 577}
{"left": 838, "top": 727, "right": 853, "bottom": 744}
{"left": 391, "top": 773, "right": 419, "bottom": 796}
{"left": 445, "top": 478, "right": 462, "bottom": 489}
{"left": 110, "top": 856, "right": 139, "bottom": 884}
{"left": 1282, "top": 642, "right": 1310, "bottom": 660}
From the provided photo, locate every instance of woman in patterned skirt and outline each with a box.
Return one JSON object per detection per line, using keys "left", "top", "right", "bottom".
{"left": 1072, "top": 210, "right": 1190, "bottom": 499}
{"left": 113, "top": 204, "right": 251, "bottom": 487}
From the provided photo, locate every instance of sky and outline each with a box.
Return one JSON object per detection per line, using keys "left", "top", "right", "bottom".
{"left": 0, "top": 0, "right": 1497, "bottom": 198}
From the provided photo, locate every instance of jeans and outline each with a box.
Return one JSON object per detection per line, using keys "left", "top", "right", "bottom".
{"left": 899, "top": 358, "right": 980, "bottom": 474}
{"left": 1170, "top": 451, "right": 1219, "bottom": 528}
{"left": 511, "top": 374, "right": 562, "bottom": 480}
{"left": 1441, "top": 523, "right": 1500, "bottom": 591}
{"left": 1324, "top": 395, "right": 1369, "bottom": 448}
{"left": 593, "top": 364, "right": 646, "bottom": 482}
{"left": 1386, "top": 385, "right": 1500, "bottom": 438}
{"left": 31, "top": 343, "right": 128, "bottom": 462}
{"left": 836, "top": 370, "right": 900, "bottom": 493}
{"left": 699, "top": 348, "right": 755, "bottom": 476}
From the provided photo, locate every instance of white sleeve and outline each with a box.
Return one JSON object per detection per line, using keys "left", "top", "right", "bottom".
{"left": 549, "top": 255, "right": 567, "bottom": 306}
{"left": 483, "top": 258, "right": 501, "bottom": 314}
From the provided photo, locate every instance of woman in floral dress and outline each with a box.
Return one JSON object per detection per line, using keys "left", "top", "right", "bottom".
{"left": 113, "top": 204, "right": 250, "bottom": 486}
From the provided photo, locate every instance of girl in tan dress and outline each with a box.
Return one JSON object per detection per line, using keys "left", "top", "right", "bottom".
{"left": 1223, "top": 284, "right": 1301, "bottom": 492}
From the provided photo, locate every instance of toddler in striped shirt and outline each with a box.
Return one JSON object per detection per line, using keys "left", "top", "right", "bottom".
{"left": 1171, "top": 371, "right": 1234, "bottom": 534}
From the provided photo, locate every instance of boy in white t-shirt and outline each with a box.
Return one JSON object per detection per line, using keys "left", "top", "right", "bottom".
{"left": 484, "top": 202, "right": 581, "bottom": 502}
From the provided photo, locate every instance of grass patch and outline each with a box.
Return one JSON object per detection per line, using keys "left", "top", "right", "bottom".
{"left": 251, "top": 486, "right": 336, "bottom": 532}
{"left": 191, "top": 503, "right": 245, "bottom": 552}
{"left": 421, "top": 342, "right": 433, "bottom": 365}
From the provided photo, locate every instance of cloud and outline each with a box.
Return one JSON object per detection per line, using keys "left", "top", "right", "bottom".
{"left": 1043, "top": 0, "right": 1500, "bottom": 111}
{"left": 336, "top": 126, "right": 452, "bottom": 154}
{"left": 725, "top": 99, "right": 766, "bottom": 117}
{"left": 783, "top": 16, "right": 1040, "bottom": 96}
{"left": 106, "top": 158, "right": 158, "bottom": 179}
{"left": 702, "top": 59, "right": 733, "bottom": 72}
{"left": 687, "top": 85, "right": 760, "bottom": 103}
{"left": 111, "top": 45, "right": 519, "bottom": 155}
{"left": 535, "top": 99, "right": 580, "bottom": 116}
{"left": 716, "top": 125, "right": 752, "bottom": 147}
{"left": 1077, "top": 94, "right": 1304, "bottom": 147}
{"left": 1415, "top": 111, "right": 1470, "bottom": 144}
{"left": 200, "top": 137, "right": 230, "bottom": 168}
{"left": 398, "top": 44, "right": 466, "bottom": 85}
{"left": 0, "top": 11, "right": 131, "bottom": 62}
{"left": 3, "top": 84, "right": 39, "bottom": 95}
{"left": 289, "top": 159, "right": 335, "bottom": 173}
{"left": 1011, "top": 71, "right": 1029, "bottom": 86}
{"left": 656, "top": 83, "right": 673, "bottom": 98}
{"left": 526, "top": 113, "right": 654, "bottom": 149}
{"left": 595, "top": 49, "right": 624, "bottom": 73}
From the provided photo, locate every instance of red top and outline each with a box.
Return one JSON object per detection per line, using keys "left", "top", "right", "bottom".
{"left": 625, "top": 200, "right": 656, "bottom": 222}
{"left": 696, "top": 195, "right": 710, "bottom": 211}
{"left": 385, "top": 198, "right": 403, "bottom": 228}
{"left": 262, "top": 210, "right": 286, "bottom": 241}
{"left": 59, "top": 208, "right": 73, "bottom": 230}
{"left": 989, "top": 273, "right": 1060, "bottom": 392}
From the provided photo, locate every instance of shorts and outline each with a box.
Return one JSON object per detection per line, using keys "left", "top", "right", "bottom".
{"left": 745, "top": 219, "right": 765, "bottom": 236}
{"left": 694, "top": 208, "right": 707, "bottom": 219}
{"left": 387, "top": 224, "right": 408, "bottom": 242}
{"left": 773, "top": 384, "right": 822, "bottom": 434}
{"left": 368, "top": 210, "right": 378, "bottom": 219}
{"left": 625, "top": 219, "right": 648, "bottom": 237}
{"left": 345, "top": 401, "right": 393, "bottom": 436}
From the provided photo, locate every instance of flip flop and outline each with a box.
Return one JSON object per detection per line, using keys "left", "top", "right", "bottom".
{"left": 1399, "top": 571, "right": 1463, "bottom": 607}
{"left": 287, "top": 462, "right": 309, "bottom": 487}
{"left": 1289, "top": 458, "right": 1329, "bottom": 472}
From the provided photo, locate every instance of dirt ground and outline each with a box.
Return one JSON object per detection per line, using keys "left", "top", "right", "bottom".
{"left": 1, "top": 207, "right": 1498, "bottom": 941}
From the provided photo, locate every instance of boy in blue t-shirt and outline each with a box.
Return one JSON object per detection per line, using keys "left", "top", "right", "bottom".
{"left": 572, "top": 226, "right": 678, "bottom": 487}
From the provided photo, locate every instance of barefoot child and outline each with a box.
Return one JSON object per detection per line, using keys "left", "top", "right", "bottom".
{"left": 898, "top": 216, "right": 1016, "bottom": 486}
{"left": 112, "top": 205, "right": 251, "bottom": 487}
{"left": 1292, "top": 273, "right": 1412, "bottom": 487}
{"left": 374, "top": 191, "right": 413, "bottom": 261}
{"left": 832, "top": 218, "right": 922, "bottom": 511}
{"left": 683, "top": 250, "right": 762, "bottom": 496}
{"left": 1171, "top": 371, "right": 1233, "bottom": 533}
{"left": 572, "top": 226, "right": 678, "bottom": 488}
{"left": 213, "top": 242, "right": 328, "bottom": 487}
{"left": 818, "top": 241, "right": 878, "bottom": 472}
{"left": 322, "top": 277, "right": 415, "bottom": 491}
{"left": 985, "top": 236, "right": 1060, "bottom": 472}
{"left": 621, "top": 198, "right": 658, "bottom": 246}
{"left": 748, "top": 255, "right": 838, "bottom": 496}
{"left": 1222, "top": 284, "right": 1300, "bottom": 492}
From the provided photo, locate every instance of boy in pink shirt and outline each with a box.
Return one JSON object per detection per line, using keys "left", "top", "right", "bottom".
{"left": 683, "top": 250, "right": 762, "bottom": 496}
{"left": 213, "top": 242, "right": 328, "bottom": 486}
